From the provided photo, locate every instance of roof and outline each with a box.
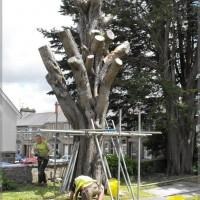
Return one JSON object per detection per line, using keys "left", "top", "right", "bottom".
{"left": 47, "top": 111, "right": 67, "bottom": 123}
{"left": 0, "top": 88, "right": 22, "bottom": 117}
{"left": 17, "top": 111, "right": 68, "bottom": 126}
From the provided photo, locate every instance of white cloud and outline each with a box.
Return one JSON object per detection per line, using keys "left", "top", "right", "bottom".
{"left": 3, "top": 83, "right": 57, "bottom": 112}
{"left": 2, "top": 0, "right": 73, "bottom": 112}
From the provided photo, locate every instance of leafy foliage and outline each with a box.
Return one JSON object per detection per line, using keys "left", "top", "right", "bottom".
{"left": 105, "top": 154, "right": 154, "bottom": 179}
{"left": 2, "top": 175, "right": 17, "bottom": 191}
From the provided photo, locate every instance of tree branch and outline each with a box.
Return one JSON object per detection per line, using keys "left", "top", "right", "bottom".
{"left": 73, "top": 0, "right": 90, "bottom": 14}
{"left": 85, "top": 55, "right": 95, "bottom": 76}
{"left": 103, "top": 41, "right": 130, "bottom": 62}
{"left": 89, "top": 0, "right": 102, "bottom": 27}
{"left": 104, "top": 30, "right": 115, "bottom": 55}
{"left": 38, "top": 45, "right": 68, "bottom": 97}
{"left": 58, "top": 28, "right": 95, "bottom": 123}
{"left": 101, "top": 41, "right": 130, "bottom": 81}
{"left": 68, "top": 56, "right": 95, "bottom": 126}
{"left": 38, "top": 45, "right": 84, "bottom": 128}
{"left": 91, "top": 35, "right": 105, "bottom": 97}
{"left": 67, "top": 57, "right": 92, "bottom": 96}
{"left": 100, "top": 14, "right": 113, "bottom": 29}
{"left": 58, "top": 29, "right": 82, "bottom": 59}
{"left": 91, "top": 35, "right": 105, "bottom": 55}
{"left": 95, "top": 58, "right": 123, "bottom": 125}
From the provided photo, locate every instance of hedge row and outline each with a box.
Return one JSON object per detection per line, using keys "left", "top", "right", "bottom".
{"left": 105, "top": 154, "right": 154, "bottom": 179}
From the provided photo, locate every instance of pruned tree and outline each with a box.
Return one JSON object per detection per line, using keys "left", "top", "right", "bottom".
{"left": 38, "top": 0, "right": 130, "bottom": 178}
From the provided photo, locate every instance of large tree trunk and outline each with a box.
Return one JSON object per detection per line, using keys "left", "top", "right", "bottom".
{"left": 39, "top": 0, "right": 129, "bottom": 179}
{"left": 152, "top": 1, "right": 196, "bottom": 175}
{"left": 165, "top": 1, "right": 197, "bottom": 175}
{"left": 166, "top": 100, "right": 195, "bottom": 175}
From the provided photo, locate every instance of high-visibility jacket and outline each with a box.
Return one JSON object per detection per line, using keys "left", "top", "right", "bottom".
{"left": 33, "top": 140, "right": 49, "bottom": 157}
{"left": 74, "top": 175, "right": 97, "bottom": 196}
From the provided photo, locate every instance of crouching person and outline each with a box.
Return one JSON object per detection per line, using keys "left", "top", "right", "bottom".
{"left": 69, "top": 175, "right": 104, "bottom": 200}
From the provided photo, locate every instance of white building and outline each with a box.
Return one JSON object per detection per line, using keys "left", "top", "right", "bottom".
{"left": 0, "top": 89, "right": 21, "bottom": 163}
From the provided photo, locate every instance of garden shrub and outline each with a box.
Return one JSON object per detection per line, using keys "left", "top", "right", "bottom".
{"left": 105, "top": 154, "right": 154, "bottom": 178}
{"left": 140, "top": 160, "right": 153, "bottom": 175}
{"left": 106, "top": 154, "right": 118, "bottom": 177}
{"left": 124, "top": 155, "right": 137, "bottom": 176}
{"left": 2, "top": 174, "right": 17, "bottom": 191}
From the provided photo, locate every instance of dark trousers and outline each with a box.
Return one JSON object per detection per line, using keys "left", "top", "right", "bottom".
{"left": 37, "top": 157, "right": 48, "bottom": 183}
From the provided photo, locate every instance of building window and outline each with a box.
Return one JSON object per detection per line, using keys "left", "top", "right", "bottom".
{"left": 24, "top": 133, "right": 32, "bottom": 140}
{"left": 64, "top": 123, "right": 72, "bottom": 130}
{"left": 23, "top": 128, "right": 32, "bottom": 140}
{"left": 17, "top": 128, "right": 20, "bottom": 140}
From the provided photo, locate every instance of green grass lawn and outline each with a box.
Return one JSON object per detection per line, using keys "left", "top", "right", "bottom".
{"left": 2, "top": 180, "right": 155, "bottom": 200}
{"left": 2, "top": 179, "right": 200, "bottom": 200}
{"left": 2, "top": 182, "right": 67, "bottom": 200}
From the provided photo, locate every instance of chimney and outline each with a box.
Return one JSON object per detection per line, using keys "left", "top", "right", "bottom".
{"left": 55, "top": 102, "right": 61, "bottom": 113}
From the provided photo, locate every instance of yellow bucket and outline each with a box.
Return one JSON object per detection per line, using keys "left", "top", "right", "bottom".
{"left": 167, "top": 196, "right": 185, "bottom": 200}
{"left": 107, "top": 178, "right": 118, "bottom": 197}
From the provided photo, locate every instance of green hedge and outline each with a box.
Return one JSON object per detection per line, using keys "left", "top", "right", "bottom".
{"left": 105, "top": 154, "right": 153, "bottom": 179}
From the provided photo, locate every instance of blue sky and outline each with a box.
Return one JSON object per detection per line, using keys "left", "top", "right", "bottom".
{"left": 2, "top": 0, "right": 73, "bottom": 112}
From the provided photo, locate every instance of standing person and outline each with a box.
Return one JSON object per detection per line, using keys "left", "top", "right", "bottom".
{"left": 69, "top": 175, "right": 104, "bottom": 200}
{"left": 31, "top": 133, "right": 52, "bottom": 186}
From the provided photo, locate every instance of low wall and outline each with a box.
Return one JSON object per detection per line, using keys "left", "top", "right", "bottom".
{"left": 2, "top": 164, "right": 33, "bottom": 183}
{"left": 2, "top": 163, "right": 68, "bottom": 184}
